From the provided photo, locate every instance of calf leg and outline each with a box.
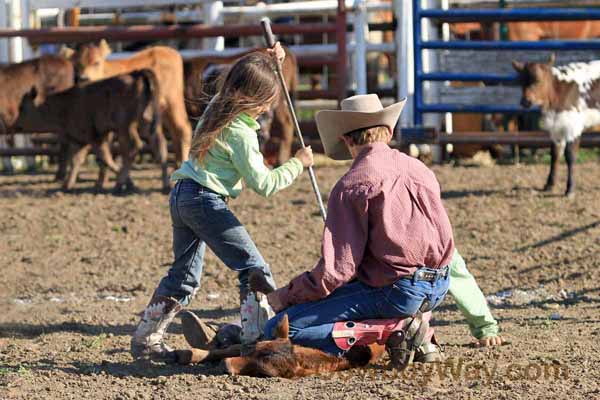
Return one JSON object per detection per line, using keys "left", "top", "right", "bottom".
{"left": 544, "top": 142, "right": 560, "bottom": 191}
{"left": 114, "top": 130, "right": 136, "bottom": 194}
{"left": 275, "top": 102, "right": 294, "bottom": 166}
{"left": 163, "top": 100, "right": 192, "bottom": 166}
{"left": 564, "top": 139, "right": 579, "bottom": 197}
{"left": 63, "top": 144, "right": 91, "bottom": 191}
{"left": 54, "top": 140, "right": 70, "bottom": 182}
{"left": 150, "top": 129, "right": 171, "bottom": 194}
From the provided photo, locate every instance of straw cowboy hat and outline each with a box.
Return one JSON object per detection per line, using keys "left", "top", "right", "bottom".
{"left": 315, "top": 94, "right": 406, "bottom": 160}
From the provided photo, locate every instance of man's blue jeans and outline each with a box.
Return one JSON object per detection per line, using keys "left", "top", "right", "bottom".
{"left": 263, "top": 271, "right": 449, "bottom": 356}
{"left": 156, "top": 179, "right": 276, "bottom": 306}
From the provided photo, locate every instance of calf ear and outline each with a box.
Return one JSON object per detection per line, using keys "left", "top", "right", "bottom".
{"left": 224, "top": 357, "right": 249, "bottom": 375}
{"left": 99, "top": 39, "right": 112, "bottom": 58}
{"left": 548, "top": 53, "right": 556, "bottom": 66}
{"left": 511, "top": 60, "right": 525, "bottom": 72}
{"left": 274, "top": 314, "right": 290, "bottom": 339}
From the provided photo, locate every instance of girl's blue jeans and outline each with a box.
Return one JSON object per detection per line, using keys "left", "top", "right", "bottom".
{"left": 155, "top": 179, "right": 276, "bottom": 306}
{"left": 263, "top": 271, "right": 449, "bottom": 356}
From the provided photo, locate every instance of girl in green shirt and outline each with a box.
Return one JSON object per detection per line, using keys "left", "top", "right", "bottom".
{"left": 130, "top": 44, "right": 313, "bottom": 361}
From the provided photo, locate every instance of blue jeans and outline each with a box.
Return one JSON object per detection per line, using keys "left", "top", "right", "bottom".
{"left": 263, "top": 270, "right": 449, "bottom": 356}
{"left": 156, "top": 179, "right": 276, "bottom": 306}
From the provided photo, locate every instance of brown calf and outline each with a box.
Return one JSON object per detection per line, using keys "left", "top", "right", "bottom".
{"left": 15, "top": 69, "right": 168, "bottom": 193}
{"left": 0, "top": 55, "right": 74, "bottom": 134}
{"left": 512, "top": 55, "right": 600, "bottom": 197}
{"left": 69, "top": 40, "right": 192, "bottom": 168}
{"left": 173, "top": 314, "right": 385, "bottom": 379}
{"left": 183, "top": 46, "right": 298, "bottom": 166}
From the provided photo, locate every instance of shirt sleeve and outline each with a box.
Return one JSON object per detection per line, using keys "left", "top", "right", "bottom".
{"left": 447, "top": 249, "right": 500, "bottom": 339}
{"left": 229, "top": 130, "right": 303, "bottom": 197}
{"left": 268, "top": 184, "right": 370, "bottom": 309}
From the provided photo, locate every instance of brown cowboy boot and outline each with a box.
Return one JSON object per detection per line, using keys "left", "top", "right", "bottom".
{"left": 385, "top": 312, "right": 429, "bottom": 370}
{"left": 130, "top": 294, "right": 182, "bottom": 362}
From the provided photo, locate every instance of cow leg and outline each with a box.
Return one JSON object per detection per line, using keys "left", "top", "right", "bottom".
{"left": 150, "top": 128, "right": 171, "bottom": 194}
{"left": 276, "top": 105, "right": 295, "bottom": 167}
{"left": 54, "top": 139, "right": 70, "bottom": 182}
{"left": 564, "top": 139, "right": 579, "bottom": 198}
{"left": 63, "top": 144, "right": 91, "bottom": 191}
{"left": 163, "top": 98, "right": 192, "bottom": 166}
{"left": 114, "top": 130, "right": 136, "bottom": 194}
{"left": 544, "top": 142, "right": 560, "bottom": 191}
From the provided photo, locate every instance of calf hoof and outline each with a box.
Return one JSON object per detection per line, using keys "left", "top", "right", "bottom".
{"left": 180, "top": 310, "right": 218, "bottom": 350}
{"left": 565, "top": 190, "right": 575, "bottom": 199}
{"left": 542, "top": 183, "right": 554, "bottom": 192}
{"left": 161, "top": 185, "right": 171, "bottom": 195}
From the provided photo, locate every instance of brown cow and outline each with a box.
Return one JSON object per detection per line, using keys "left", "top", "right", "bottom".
{"left": 172, "top": 314, "right": 385, "bottom": 378}
{"left": 0, "top": 55, "right": 74, "bottom": 134}
{"left": 15, "top": 69, "right": 168, "bottom": 193}
{"left": 69, "top": 40, "right": 192, "bottom": 168}
{"left": 183, "top": 46, "right": 298, "bottom": 166}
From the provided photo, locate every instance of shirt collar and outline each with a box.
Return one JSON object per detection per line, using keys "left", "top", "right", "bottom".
{"left": 352, "top": 142, "right": 391, "bottom": 165}
{"left": 238, "top": 112, "right": 261, "bottom": 131}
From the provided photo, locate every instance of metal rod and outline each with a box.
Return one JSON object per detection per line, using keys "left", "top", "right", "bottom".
{"left": 0, "top": 23, "right": 337, "bottom": 44}
{"left": 419, "top": 7, "right": 600, "bottom": 22}
{"left": 421, "top": 39, "right": 600, "bottom": 50}
{"left": 261, "top": 18, "right": 327, "bottom": 222}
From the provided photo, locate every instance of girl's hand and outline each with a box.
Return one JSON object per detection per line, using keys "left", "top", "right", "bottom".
{"left": 267, "top": 41, "right": 285, "bottom": 64}
{"left": 294, "top": 146, "right": 314, "bottom": 168}
{"left": 475, "top": 335, "right": 504, "bottom": 347}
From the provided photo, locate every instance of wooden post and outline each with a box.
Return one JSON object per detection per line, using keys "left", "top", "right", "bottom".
{"left": 65, "top": 7, "right": 80, "bottom": 27}
{"left": 336, "top": 0, "right": 347, "bottom": 105}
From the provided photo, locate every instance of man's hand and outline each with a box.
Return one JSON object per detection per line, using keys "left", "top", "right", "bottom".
{"left": 266, "top": 41, "right": 285, "bottom": 65}
{"left": 475, "top": 335, "right": 504, "bottom": 347}
{"left": 266, "top": 292, "right": 285, "bottom": 313}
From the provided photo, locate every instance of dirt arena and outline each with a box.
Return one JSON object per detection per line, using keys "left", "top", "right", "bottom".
{"left": 1, "top": 159, "right": 599, "bottom": 399}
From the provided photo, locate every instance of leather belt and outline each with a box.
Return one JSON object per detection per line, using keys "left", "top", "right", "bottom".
{"left": 404, "top": 265, "right": 449, "bottom": 282}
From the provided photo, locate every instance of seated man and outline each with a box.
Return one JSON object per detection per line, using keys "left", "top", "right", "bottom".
{"left": 259, "top": 94, "right": 454, "bottom": 367}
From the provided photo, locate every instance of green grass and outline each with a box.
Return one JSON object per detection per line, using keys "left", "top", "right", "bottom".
{"left": 519, "top": 148, "right": 600, "bottom": 165}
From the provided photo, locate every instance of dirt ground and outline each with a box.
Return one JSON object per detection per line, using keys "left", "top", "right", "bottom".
{"left": 1, "top": 160, "right": 599, "bottom": 400}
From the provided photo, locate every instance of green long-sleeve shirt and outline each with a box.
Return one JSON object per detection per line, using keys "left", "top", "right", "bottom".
{"left": 172, "top": 112, "right": 303, "bottom": 198}
{"left": 449, "top": 249, "right": 500, "bottom": 339}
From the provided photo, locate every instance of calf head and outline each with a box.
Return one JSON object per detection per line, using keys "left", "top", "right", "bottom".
{"left": 512, "top": 54, "right": 556, "bottom": 109}
{"left": 71, "top": 39, "right": 112, "bottom": 83}
{"left": 223, "top": 315, "right": 382, "bottom": 379}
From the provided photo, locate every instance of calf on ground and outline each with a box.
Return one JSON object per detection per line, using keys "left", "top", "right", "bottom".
{"left": 513, "top": 55, "right": 600, "bottom": 197}
{"left": 173, "top": 314, "right": 385, "bottom": 379}
{"left": 15, "top": 69, "right": 168, "bottom": 193}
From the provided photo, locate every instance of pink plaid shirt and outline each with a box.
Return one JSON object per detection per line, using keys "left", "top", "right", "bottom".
{"left": 268, "top": 142, "right": 455, "bottom": 311}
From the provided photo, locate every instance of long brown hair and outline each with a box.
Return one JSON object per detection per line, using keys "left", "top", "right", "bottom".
{"left": 190, "top": 52, "right": 280, "bottom": 162}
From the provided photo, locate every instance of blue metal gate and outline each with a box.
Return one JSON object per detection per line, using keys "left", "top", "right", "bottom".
{"left": 412, "top": 1, "right": 600, "bottom": 126}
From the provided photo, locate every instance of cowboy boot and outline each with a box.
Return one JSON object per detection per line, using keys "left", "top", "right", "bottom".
{"left": 385, "top": 312, "right": 429, "bottom": 370}
{"left": 414, "top": 326, "right": 444, "bottom": 363}
{"left": 130, "top": 294, "right": 182, "bottom": 362}
{"left": 414, "top": 341, "right": 444, "bottom": 363}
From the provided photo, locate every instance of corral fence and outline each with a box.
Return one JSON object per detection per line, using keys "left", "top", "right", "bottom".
{"left": 408, "top": 0, "right": 600, "bottom": 148}
{"left": 0, "top": 0, "right": 409, "bottom": 167}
